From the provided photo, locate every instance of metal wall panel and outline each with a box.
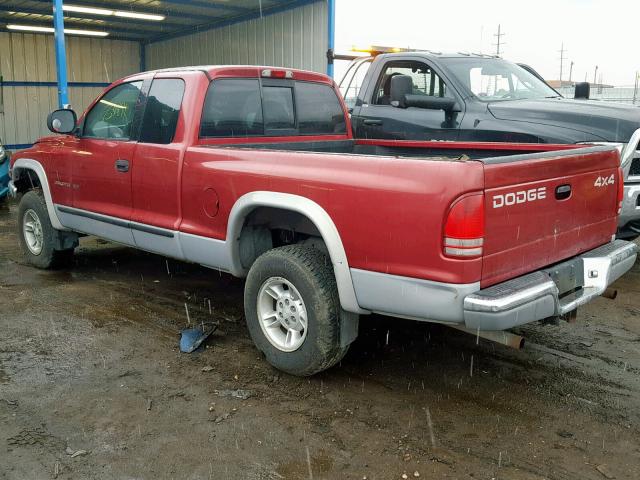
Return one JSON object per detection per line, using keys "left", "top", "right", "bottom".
{"left": 0, "top": 32, "right": 139, "bottom": 148}
{"left": 146, "top": 1, "right": 327, "bottom": 74}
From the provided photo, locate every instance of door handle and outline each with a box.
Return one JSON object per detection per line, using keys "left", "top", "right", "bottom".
{"left": 363, "top": 119, "right": 383, "bottom": 126}
{"left": 115, "top": 159, "right": 129, "bottom": 173}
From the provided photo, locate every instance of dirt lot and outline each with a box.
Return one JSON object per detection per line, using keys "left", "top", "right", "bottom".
{"left": 1, "top": 200, "right": 639, "bottom": 480}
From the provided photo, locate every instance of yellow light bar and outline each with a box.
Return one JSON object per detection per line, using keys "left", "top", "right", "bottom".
{"left": 64, "top": 4, "right": 165, "bottom": 21}
{"left": 350, "top": 45, "right": 415, "bottom": 55}
{"left": 7, "top": 24, "right": 109, "bottom": 37}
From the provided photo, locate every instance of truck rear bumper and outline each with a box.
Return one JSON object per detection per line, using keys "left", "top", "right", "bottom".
{"left": 463, "top": 240, "right": 637, "bottom": 330}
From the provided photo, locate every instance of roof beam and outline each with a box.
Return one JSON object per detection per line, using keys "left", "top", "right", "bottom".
{"left": 153, "top": 0, "right": 250, "bottom": 14}
{"left": 22, "top": 0, "right": 208, "bottom": 21}
{"left": 146, "top": 0, "right": 322, "bottom": 44}
{"left": 0, "top": 18, "right": 146, "bottom": 41}
{"left": 0, "top": 4, "right": 188, "bottom": 30}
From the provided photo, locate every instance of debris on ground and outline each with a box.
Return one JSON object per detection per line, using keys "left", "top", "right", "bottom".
{"left": 595, "top": 464, "right": 615, "bottom": 479}
{"left": 146, "top": 399, "right": 153, "bottom": 411}
{"left": 213, "top": 412, "right": 231, "bottom": 424}
{"left": 201, "top": 365, "right": 214, "bottom": 372}
{"left": 214, "top": 389, "right": 253, "bottom": 400}
{"left": 65, "top": 447, "right": 88, "bottom": 457}
{"left": 179, "top": 323, "right": 217, "bottom": 353}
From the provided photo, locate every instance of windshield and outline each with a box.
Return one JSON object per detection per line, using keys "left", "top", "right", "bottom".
{"left": 442, "top": 57, "right": 560, "bottom": 101}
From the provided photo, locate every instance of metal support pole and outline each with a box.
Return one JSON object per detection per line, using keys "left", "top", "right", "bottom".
{"left": 139, "top": 42, "right": 146, "bottom": 72}
{"left": 52, "top": 0, "right": 69, "bottom": 108}
{"left": 326, "top": 0, "right": 335, "bottom": 78}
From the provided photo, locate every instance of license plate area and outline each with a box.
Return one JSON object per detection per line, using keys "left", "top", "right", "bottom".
{"left": 543, "top": 259, "right": 584, "bottom": 297}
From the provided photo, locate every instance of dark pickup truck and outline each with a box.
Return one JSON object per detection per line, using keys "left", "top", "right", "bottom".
{"left": 339, "top": 52, "right": 640, "bottom": 237}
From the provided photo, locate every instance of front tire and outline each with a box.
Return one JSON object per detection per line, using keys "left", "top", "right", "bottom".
{"left": 17, "top": 190, "right": 74, "bottom": 269}
{"left": 244, "top": 245, "right": 353, "bottom": 376}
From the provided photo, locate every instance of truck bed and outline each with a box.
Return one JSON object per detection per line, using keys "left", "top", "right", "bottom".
{"left": 188, "top": 138, "right": 620, "bottom": 288}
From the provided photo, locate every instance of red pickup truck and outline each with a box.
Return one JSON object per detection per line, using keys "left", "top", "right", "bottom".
{"left": 9, "top": 66, "right": 637, "bottom": 375}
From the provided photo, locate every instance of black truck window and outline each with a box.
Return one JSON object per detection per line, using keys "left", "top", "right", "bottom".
{"left": 339, "top": 59, "right": 371, "bottom": 109}
{"left": 374, "top": 61, "right": 449, "bottom": 105}
{"left": 262, "top": 86, "right": 295, "bottom": 131}
{"left": 200, "top": 79, "right": 263, "bottom": 137}
{"left": 200, "top": 78, "right": 346, "bottom": 138}
{"left": 295, "top": 82, "right": 346, "bottom": 134}
{"left": 139, "top": 79, "right": 185, "bottom": 144}
{"left": 83, "top": 81, "right": 143, "bottom": 140}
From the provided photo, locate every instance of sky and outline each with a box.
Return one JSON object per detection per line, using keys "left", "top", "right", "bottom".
{"left": 334, "top": 0, "right": 640, "bottom": 86}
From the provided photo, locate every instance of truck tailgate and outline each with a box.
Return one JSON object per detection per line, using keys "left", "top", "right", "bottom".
{"left": 481, "top": 146, "right": 620, "bottom": 288}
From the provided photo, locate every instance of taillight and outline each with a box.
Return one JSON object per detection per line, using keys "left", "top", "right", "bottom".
{"left": 443, "top": 193, "right": 485, "bottom": 258}
{"left": 261, "top": 69, "right": 293, "bottom": 79}
{"left": 617, "top": 167, "right": 624, "bottom": 214}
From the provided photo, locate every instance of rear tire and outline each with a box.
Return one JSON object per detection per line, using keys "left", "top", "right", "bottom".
{"left": 17, "top": 190, "right": 74, "bottom": 269}
{"left": 244, "top": 245, "right": 353, "bottom": 376}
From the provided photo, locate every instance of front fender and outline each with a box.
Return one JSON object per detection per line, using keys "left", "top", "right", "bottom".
{"left": 11, "top": 158, "right": 68, "bottom": 230}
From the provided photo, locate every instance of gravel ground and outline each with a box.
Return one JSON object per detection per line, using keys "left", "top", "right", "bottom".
{"left": 1, "top": 199, "right": 639, "bottom": 480}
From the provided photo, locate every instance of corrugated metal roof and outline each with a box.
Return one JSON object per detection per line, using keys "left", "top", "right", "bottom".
{"left": 0, "top": 0, "right": 321, "bottom": 43}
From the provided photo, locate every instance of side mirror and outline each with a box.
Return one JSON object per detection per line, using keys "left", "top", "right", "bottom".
{"left": 574, "top": 82, "right": 590, "bottom": 100}
{"left": 390, "top": 75, "right": 413, "bottom": 108}
{"left": 403, "top": 95, "right": 458, "bottom": 112}
{"left": 389, "top": 74, "right": 459, "bottom": 112}
{"left": 47, "top": 109, "right": 77, "bottom": 134}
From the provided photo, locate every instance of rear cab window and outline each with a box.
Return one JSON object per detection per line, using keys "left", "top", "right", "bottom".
{"left": 199, "top": 75, "right": 347, "bottom": 140}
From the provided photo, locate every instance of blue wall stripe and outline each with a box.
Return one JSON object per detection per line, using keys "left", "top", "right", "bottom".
{"left": 5, "top": 144, "right": 33, "bottom": 150}
{"left": 1, "top": 81, "right": 110, "bottom": 88}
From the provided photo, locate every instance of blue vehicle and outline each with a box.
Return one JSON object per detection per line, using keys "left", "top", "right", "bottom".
{"left": 0, "top": 140, "right": 9, "bottom": 200}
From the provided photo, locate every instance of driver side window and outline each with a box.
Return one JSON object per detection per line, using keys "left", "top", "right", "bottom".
{"left": 83, "top": 81, "right": 143, "bottom": 140}
{"left": 374, "top": 61, "right": 449, "bottom": 105}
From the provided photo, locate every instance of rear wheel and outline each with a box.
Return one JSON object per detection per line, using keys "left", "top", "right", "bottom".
{"left": 244, "top": 245, "right": 354, "bottom": 376}
{"left": 17, "top": 190, "right": 74, "bottom": 269}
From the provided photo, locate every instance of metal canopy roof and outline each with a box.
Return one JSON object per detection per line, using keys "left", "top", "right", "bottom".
{"left": 0, "top": 0, "right": 320, "bottom": 43}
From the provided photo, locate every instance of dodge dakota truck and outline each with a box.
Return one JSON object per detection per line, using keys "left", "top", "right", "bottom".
{"left": 9, "top": 66, "right": 638, "bottom": 376}
{"left": 339, "top": 52, "right": 640, "bottom": 238}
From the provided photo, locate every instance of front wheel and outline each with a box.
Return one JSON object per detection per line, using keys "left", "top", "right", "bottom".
{"left": 244, "top": 245, "right": 356, "bottom": 376}
{"left": 17, "top": 190, "right": 74, "bottom": 269}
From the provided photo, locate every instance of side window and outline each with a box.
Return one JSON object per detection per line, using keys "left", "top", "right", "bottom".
{"left": 139, "top": 79, "right": 185, "bottom": 144}
{"left": 339, "top": 60, "right": 371, "bottom": 109}
{"left": 200, "top": 79, "right": 263, "bottom": 138}
{"left": 295, "top": 82, "right": 346, "bottom": 134}
{"left": 262, "top": 86, "right": 295, "bottom": 131}
{"left": 83, "top": 81, "right": 143, "bottom": 139}
{"left": 374, "top": 62, "right": 449, "bottom": 105}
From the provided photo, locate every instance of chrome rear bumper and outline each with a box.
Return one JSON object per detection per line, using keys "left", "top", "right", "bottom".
{"left": 463, "top": 240, "right": 637, "bottom": 330}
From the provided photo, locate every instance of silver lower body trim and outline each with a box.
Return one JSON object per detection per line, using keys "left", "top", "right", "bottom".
{"left": 350, "top": 268, "right": 479, "bottom": 323}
